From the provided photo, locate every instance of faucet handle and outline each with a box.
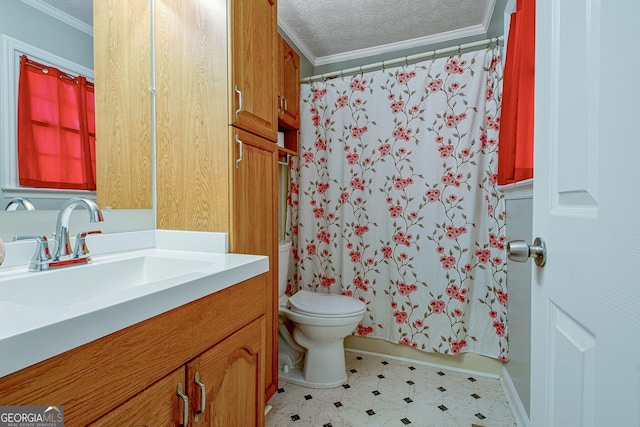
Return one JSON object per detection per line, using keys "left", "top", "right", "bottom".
{"left": 13, "top": 235, "right": 52, "bottom": 272}
{"left": 73, "top": 230, "right": 102, "bottom": 259}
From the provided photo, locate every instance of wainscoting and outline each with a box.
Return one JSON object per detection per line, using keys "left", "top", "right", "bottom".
{"left": 500, "top": 178, "right": 533, "bottom": 426}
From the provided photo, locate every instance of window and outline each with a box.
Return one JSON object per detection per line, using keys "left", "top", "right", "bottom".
{"left": 2, "top": 35, "right": 95, "bottom": 201}
{"left": 18, "top": 55, "right": 96, "bottom": 190}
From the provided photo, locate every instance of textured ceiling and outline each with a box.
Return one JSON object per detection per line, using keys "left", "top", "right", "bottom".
{"left": 30, "top": 0, "right": 498, "bottom": 66}
{"left": 23, "top": 0, "right": 93, "bottom": 27}
{"left": 279, "top": 0, "right": 496, "bottom": 65}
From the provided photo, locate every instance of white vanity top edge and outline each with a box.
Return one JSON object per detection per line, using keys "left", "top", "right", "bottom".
{"left": 0, "top": 230, "right": 267, "bottom": 378}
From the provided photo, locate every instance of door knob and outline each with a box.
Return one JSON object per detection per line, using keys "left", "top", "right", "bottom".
{"left": 507, "top": 237, "right": 547, "bottom": 267}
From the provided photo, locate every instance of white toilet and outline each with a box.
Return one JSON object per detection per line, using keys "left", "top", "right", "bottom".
{"left": 277, "top": 241, "right": 366, "bottom": 388}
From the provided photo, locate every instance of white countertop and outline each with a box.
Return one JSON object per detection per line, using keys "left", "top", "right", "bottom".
{"left": 0, "top": 230, "right": 269, "bottom": 377}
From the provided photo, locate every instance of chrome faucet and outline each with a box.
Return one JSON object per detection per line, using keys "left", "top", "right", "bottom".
{"left": 5, "top": 197, "right": 36, "bottom": 211}
{"left": 52, "top": 197, "right": 104, "bottom": 262}
{"left": 13, "top": 235, "right": 52, "bottom": 272}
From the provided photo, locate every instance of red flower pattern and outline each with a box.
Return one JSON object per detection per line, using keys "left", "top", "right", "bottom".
{"left": 389, "top": 205, "right": 402, "bottom": 218}
{"left": 428, "top": 79, "right": 443, "bottom": 92}
{"left": 378, "top": 143, "right": 392, "bottom": 156}
{"left": 314, "top": 138, "right": 327, "bottom": 150}
{"left": 392, "top": 126, "right": 413, "bottom": 141}
{"left": 313, "top": 88, "right": 327, "bottom": 99}
{"left": 351, "top": 126, "right": 368, "bottom": 138}
{"left": 398, "top": 282, "right": 418, "bottom": 295}
{"left": 426, "top": 189, "right": 440, "bottom": 202}
{"left": 430, "top": 300, "right": 446, "bottom": 314}
{"left": 291, "top": 48, "right": 507, "bottom": 361}
{"left": 317, "top": 182, "right": 330, "bottom": 194}
{"left": 354, "top": 224, "right": 369, "bottom": 236}
{"left": 349, "top": 78, "right": 367, "bottom": 91}
{"left": 390, "top": 100, "right": 405, "bottom": 113}
{"left": 346, "top": 153, "right": 359, "bottom": 165}
{"left": 381, "top": 246, "right": 393, "bottom": 259}
{"left": 337, "top": 95, "right": 349, "bottom": 108}
{"left": 393, "top": 310, "right": 408, "bottom": 324}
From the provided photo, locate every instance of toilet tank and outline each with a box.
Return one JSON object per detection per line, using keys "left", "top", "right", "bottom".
{"left": 278, "top": 241, "right": 292, "bottom": 296}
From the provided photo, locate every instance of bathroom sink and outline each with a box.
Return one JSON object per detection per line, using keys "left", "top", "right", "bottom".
{"left": 0, "top": 253, "right": 213, "bottom": 310}
{"left": 0, "top": 230, "right": 269, "bottom": 379}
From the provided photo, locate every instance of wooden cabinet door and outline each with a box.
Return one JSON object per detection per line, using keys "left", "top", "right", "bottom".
{"left": 187, "top": 317, "right": 266, "bottom": 426}
{"left": 278, "top": 36, "right": 300, "bottom": 130}
{"left": 230, "top": 128, "right": 277, "bottom": 258}
{"left": 230, "top": 127, "right": 278, "bottom": 401}
{"left": 230, "top": 0, "right": 277, "bottom": 141}
{"left": 89, "top": 367, "right": 186, "bottom": 427}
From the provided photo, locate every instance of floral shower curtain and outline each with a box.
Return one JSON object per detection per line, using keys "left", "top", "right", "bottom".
{"left": 288, "top": 47, "right": 508, "bottom": 361}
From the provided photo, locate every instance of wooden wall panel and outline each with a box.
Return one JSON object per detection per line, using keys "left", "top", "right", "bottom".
{"left": 94, "top": 0, "right": 152, "bottom": 209}
{"left": 154, "top": 0, "right": 231, "bottom": 231}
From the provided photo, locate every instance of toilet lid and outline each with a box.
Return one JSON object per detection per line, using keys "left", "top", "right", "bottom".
{"left": 288, "top": 290, "right": 365, "bottom": 315}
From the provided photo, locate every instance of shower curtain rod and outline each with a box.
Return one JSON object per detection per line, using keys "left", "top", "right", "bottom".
{"left": 303, "top": 35, "right": 504, "bottom": 83}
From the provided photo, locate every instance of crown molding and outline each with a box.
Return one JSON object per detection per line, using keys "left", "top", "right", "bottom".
{"left": 20, "top": 0, "right": 93, "bottom": 36}
{"left": 277, "top": 15, "right": 317, "bottom": 66}
{"left": 313, "top": 24, "right": 487, "bottom": 66}
{"left": 483, "top": 0, "right": 498, "bottom": 30}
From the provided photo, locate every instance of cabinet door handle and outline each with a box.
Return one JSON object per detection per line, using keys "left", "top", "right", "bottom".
{"left": 277, "top": 92, "right": 282, "bottom": 112}
{"left": 235, "top": 134, "right": 244, "bottom": 168}
{"left": 283, "top": 96, "right": 288, "bottom": 112}
{"left": 177, "top": 382, "right": 189, "bottom": 427}
{"left": 194, "top": 371, "right": 206, "bottom": 421}
{"left": 234, "top": 84, "right": 243, "bottom": 118}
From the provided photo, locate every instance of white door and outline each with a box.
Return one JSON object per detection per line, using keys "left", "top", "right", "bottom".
{"left": 531, "top": 1, "right": 640, "bottom": 426}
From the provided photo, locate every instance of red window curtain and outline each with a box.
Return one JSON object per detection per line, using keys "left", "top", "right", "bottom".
{"left": 17, "top": 55, "right": 96, "bottom": 190}
{"left": 497, "top": 0, "right": 535, "bottom": 185}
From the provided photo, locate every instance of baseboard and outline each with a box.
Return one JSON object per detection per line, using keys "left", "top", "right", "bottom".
{"left": 500, "top": 365, "right": 530, "bottom": 427}
{"left": 345, "top": 348, "right": 502, "bottom": 381}
{"left": 345, "top": 336, "right": 504, "bottom": 376}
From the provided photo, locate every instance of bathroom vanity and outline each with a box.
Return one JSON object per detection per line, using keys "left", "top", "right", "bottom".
{"left": 0, "top": 231, "right": 269, "bottom": 426}
{"left": 94, "top": 0, "right": 281, "bottom": 403}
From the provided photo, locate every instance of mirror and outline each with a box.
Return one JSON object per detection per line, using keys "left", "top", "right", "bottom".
{"left": 1, "top": 1, "right": 95, "bottom": 211}
{"left": 0, "top": 3, "right": 155, "bottom": 242}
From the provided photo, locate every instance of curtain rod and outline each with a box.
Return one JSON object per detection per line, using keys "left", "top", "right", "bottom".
{"left": 23, "top": 55, "right": 93, "bottom": 86}
{"left": 303, "top": 36, "right": 504, "bottom": 83}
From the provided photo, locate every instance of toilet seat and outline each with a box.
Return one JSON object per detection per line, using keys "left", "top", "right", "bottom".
{"left": 287, "top": 290, "right": 365, "bottom": 317}
{"left": 278, "top": 290, "right": 367, "bottom": 388}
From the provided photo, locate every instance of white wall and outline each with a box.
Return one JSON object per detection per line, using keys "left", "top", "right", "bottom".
{"left": 501, "top": 179, "right": 533, "bottom": 421}
{"left": 0, "top": 1, "right": 93, "bottom": 68}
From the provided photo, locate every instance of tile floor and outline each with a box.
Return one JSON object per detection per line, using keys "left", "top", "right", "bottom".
{"left": 266, "top": 351, "right": 518, "bottom": 427}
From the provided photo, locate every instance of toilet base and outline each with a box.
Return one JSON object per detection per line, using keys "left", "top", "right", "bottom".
{"left": 278, "top": 336, "right": 350, "bottom": 389}
{"left": 278, "top": 365, "right": 347, "bottom": 389}
{"left": 278, "top": 305, "right": 365, "bottom": 389}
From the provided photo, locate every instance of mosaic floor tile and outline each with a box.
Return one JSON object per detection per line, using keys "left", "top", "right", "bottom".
{"left": 267, "top": 351, "right": 518, "bottom": 427}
